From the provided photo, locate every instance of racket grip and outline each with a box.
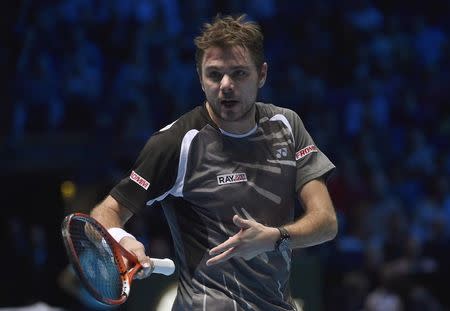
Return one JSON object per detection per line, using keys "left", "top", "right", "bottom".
{"left": 151, "top": 258, "right": 175, "bottom": 276}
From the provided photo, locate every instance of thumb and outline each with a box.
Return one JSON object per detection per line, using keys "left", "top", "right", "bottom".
{"left": 233, "top": 215, "right": 252, "bottom": 229}
{"left": 135, "top": 252, "right": 152, "bottom": 269}
{"left": 134, "top": 255, "right": 153, "bottom": 279}
{"left": 123, "top": 238, "right": 151, "bottom": 269}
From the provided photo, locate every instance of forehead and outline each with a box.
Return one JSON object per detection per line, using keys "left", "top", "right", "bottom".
{"left": 202, "top": 45, "right": 255, "bottom": 69}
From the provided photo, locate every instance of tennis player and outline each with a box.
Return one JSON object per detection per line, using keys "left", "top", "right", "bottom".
{"left": 91, "top": 14, "right": 337, "bottom": 310}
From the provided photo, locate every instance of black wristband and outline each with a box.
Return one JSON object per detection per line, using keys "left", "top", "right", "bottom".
{"left": 275, "top": 227, "right": 290, "bottom": 251}
{"left": 277, "top": 227, "right": 290, "bottom": 240}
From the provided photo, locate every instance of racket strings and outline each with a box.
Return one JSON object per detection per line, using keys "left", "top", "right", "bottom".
{"left": 69, "top": 219, "right": 124, "bottom": 300}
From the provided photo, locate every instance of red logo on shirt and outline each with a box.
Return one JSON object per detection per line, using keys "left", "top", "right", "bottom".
{"left": 130, "top": 170, "right": 150, "bottom": 190}
{"left": 295, "top": 145, "right": 318, "bottom": 160}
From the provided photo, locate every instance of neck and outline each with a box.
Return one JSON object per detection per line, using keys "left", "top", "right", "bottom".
{"left": 206, "top": 102, "right": 256, "bottom": 135}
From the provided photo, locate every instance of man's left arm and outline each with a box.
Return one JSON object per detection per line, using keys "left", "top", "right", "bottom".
{"left": 206, "top": 178, "right": 337, "bottom": 265}
{"left": 285, "top": 178, "right": 337, "bottom": 248}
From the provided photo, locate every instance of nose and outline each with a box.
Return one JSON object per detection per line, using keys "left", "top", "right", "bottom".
{"left": 220, "top": 75, "right": 233, "bottom": 93}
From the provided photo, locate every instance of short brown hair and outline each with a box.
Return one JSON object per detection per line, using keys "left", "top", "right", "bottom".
{"left": 194, "top": 14, "right": 265, "bottom": 72}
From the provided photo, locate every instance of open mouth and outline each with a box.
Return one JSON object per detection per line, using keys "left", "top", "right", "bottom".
{"left": 221, "top": 100, "right": 239, "bottom": 108}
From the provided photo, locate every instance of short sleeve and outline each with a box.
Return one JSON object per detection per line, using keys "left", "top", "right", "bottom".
{"left": 109, "top": 130, "right": 180, "bottom": 214}
{"left": 288, "top": 110, "right": 335, "bottom": 192}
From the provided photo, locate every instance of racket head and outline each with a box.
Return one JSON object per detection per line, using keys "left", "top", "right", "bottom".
{"left": 61, "top": 213, "right": 141, "bottom": 305}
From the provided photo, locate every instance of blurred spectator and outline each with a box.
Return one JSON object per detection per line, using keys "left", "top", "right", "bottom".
{"left": 4, "top": 0, "right": 450, "bottom": 309}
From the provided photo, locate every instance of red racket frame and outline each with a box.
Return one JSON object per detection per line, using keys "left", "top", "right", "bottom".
{"left": 61, "top": 213, "right": 142, "bottom": 305}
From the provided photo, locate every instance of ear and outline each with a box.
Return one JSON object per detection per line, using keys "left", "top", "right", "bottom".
{"left": 197, "top": 67, "right": 205, "bottom": 92}
{"left": 258, "top": 62, "right": 268, "bottom": 88}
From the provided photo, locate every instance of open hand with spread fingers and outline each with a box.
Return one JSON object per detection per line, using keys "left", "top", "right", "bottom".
{"left": 206, "top": 215, "right": 280, "bottom": 266}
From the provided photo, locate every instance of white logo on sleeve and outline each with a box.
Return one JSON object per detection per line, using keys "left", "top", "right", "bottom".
{"left": 217, "top": 173, "right": 247, "bottom": 185}
{"left": 130, "top": 170, "right": 150, "bottom": 190}
{"left": 295, "top": 145, "right": 318, "bottom": 160}
{"left": 276, "top": 147, "right": 288, "bottom": 159}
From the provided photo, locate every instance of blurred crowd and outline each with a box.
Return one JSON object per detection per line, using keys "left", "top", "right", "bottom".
{"left": 3, "top": 0, "right": 450, "bottom": 310}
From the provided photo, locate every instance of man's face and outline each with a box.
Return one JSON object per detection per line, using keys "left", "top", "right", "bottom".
{"left": 199, "top": 46, "right": 267, "bottom": 123}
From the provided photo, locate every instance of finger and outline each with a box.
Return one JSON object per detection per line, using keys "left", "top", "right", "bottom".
{"left": 233, "top": 215, "right": 252, "bottom": 229}
{"left": 206, "top": 247, "right": 236, "bottom": 266}
{"left": 127, "top": 245, "right": 152, "bottom": 270}
{"left": 209, "top": 236, "right": 240, "bottom": 255}
{"left": 134, "top": 257, "right": 153, "bottom": 279}
{"left": 135, "top": 268, "right": 152, "bottom": 279}
{"left": 123, "top": 238, "right": 150, "bottom": 267}
{"left": 135, "top": 271, "right": 147, "bottom": 279}
{"left": 137, "top": 254, "right": 152, "bottom": 269}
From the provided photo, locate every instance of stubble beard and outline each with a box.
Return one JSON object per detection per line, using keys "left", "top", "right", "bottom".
{"left": 213, "top": 100, "right": 255, "bottom": 123}
{"left": 208, "top": 87, "right": 258, "bottom": 123}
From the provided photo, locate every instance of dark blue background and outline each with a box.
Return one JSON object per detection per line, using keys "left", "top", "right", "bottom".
{"left": 1, "top": 1, "right": 449, "bottom": 310}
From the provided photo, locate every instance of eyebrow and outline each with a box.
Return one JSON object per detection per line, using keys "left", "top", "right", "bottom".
{"left": 204, "top": 65, "right": 251, "bottom": 71}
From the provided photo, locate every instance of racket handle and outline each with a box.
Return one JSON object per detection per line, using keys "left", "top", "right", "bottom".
{"left": 151, "top": 258, "right": 175, "bottom": 276}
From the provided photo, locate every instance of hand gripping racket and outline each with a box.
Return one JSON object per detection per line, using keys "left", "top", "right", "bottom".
{"left": 61, "top": 213, "right": 175, "bottom": 305}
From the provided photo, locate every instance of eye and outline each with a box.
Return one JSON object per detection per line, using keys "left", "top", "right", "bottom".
{"left": 232, "top": 70, "right": 248, "bottom": 79}
{"left": 207, "top": 71, "right": 222, "bottom": 81}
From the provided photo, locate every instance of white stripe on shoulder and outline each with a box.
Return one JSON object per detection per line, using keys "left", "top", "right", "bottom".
{"left": 159, "top": 119, "right": 178, "bottom": 132}
{"left": 146, "top": 129, "right": 199, "bottom": 206}
{"left": 269, "top": 114, "right": 294, "bottom": 144}
{"left": 171, "top": 129, "right": 198, "bottom": 197}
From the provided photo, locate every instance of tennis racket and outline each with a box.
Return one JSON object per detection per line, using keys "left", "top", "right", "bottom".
{"left": 61, "top": 213, "right": 175, "bottom": 306}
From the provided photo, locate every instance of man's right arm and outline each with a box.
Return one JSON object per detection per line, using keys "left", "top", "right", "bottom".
{"left": 91, "top": 195, "right": 153, "bottom": 278}
{"left": 91, "top": 195, "right": 133, "bottom": 228}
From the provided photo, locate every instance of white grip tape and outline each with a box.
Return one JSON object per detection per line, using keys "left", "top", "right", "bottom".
{"left": 150, "top": 258, "right": 175, "bottom": 276}
{"left": 108, "top": 227, "right": 135, "bottom": 243}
